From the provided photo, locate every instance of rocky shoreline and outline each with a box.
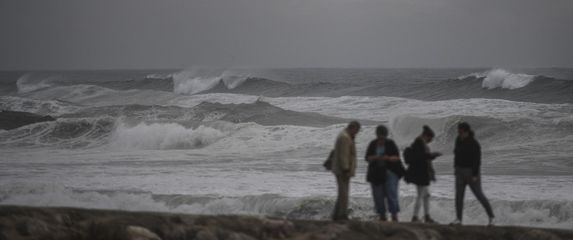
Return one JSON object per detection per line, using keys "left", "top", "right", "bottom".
{"left": 0, "top": 205, "right": 571, "bottom": 240}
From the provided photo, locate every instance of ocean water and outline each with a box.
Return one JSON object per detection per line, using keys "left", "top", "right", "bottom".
{"left": 1, "top": 68, "right": 572, "bottom": 229}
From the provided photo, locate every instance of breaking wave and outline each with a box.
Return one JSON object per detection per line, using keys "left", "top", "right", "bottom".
{"left": 16, "top": 73, "right": 61, "bottom": 93}
{"left": 0, "top": 96, "right": 80, "bottom": 115}
{"left": 459, "top": 68, "right": 537, "bottom": 90}
{"left": 109, "top": 122, "right": 233, "bottom": 150}
{"left": 173, "top": 69, "right": 250, "bottom": 95}
{"left": 0, "top": 118, "right": 115, "bottom": 148}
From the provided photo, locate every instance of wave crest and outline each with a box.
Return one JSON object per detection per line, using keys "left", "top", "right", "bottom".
{"left": 0, "top": 96, "right": 80, "bottom": 115}
{"left": 0, "top": 118, "right": 115, "bottom": 148}
{"left": 109, "top": 122, "right": 236, "bottom": 150}
{"left": 16, "top": 73, "right": 61, "bottom": 93}
{"left": 173, "top": 69, "right": 250, "bottom": 95}
{"left": 460, "top": 69, "right": 537, "bottom": 90}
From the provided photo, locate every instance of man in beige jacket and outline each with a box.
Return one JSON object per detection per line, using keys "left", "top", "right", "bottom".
{"left": 332, "top": 121, "right": 361, "bottom": 221}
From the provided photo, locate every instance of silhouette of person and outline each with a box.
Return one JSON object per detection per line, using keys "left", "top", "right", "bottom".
{"left": 451, "top": 122, "right": 495, "bottom": 226}
{"left": 405, "top": 125, "right": 441, "bottom": 223}
{"left": 331, "top": 121, "right": 361, "bottom": 221}
{"left": 365, "top": 125, "right": 403, "bottom": 221}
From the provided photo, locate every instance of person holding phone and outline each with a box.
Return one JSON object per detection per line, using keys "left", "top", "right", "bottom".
{"left": 405, "top": 125, "right": 441, "bottom": 223}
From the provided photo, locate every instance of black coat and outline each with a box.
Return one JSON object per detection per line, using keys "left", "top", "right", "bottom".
{"left": 405, "top": 137, "right": 437, "bottom": 186}
{"left": 454, "top": 135, "right": 481, "bottom": 176}
{"left": 365, "top": 139, "right": 404, "bottom": 184}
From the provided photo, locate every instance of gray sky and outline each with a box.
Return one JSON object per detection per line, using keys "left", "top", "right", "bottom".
{"left": 1, "top": 0, "right": 572, "bottom": 70}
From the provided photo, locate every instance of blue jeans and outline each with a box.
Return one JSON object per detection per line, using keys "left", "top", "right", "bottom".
{"left": 371, "top": 170, "right": 401, "bottom": 216}
{"left": 385, "top": 170, "right": 400, "bottom": 214}
{"left": 371, "top": 183, "right": 386, "bottom": 216}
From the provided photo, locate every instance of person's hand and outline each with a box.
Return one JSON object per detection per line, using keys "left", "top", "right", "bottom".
{"left": 388, "top": 156, "right": 399, "bottom": 162}
{"left": 367, "top": 156, "right": 379, "bottom": 162}
{"left": 472, "top": 176, "right": 478, "bottom": 182}
{"left": 432, "top": 152, "right": 442, "bottom": 157}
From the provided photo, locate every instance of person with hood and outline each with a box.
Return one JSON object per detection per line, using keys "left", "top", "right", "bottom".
{"left": 450, "top": 122, "right": 495, "bottom": 226}
{"left": 405, "top": 125, "right": 441, "bottom": 223}
{"left": 365, "top": 125, "right": 403, "bottom": 221}
{"left": 331, "top": 121, "right": 361, "bottom": 221}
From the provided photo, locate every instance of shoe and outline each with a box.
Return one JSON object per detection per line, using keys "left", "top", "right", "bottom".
{"left": 424, "top": 215, "right": 437, "bottom": 224}
{"left": 333, "top": 215, "right": 349, "bottom": 222}
{"left": 379, "top": 215, "right": 388, "bottom": 222}
{"left": 488, "top": 217, "right": 495, "bottom": 226}
{"left": 449, "top": 219, "right": 462, "bottom": 226}
{"left": 391, "top": 214, "right": 399, "bottom": 222}
{"left": 411, "top": 216, "right": 420, "bottom": 223}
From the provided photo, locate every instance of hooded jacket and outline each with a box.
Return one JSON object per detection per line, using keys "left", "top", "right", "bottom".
{"left": 405, "top": 137, "right": 437, "bottom": 186}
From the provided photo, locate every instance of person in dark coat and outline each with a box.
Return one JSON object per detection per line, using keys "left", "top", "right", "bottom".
{"left": 365, "top": 125, "right": 404, "bottom": 221}
{"left": 451, "top": 122, "right": 495, "bottom": 226}
{"left": 405, "top": 125, "right": 441, "bottom": 223}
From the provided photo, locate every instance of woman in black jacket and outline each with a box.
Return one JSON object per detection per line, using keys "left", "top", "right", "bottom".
{"left": 451, "top": 122, "right": 495, "bottom": 226}
{"left": 405, "top": 125, "right": 441, "bottom": 223}
{"left": 365, "top": 125, "right": 404, "bottom": 221}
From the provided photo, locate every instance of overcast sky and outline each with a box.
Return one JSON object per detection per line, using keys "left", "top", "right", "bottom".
{"left": 1, "top": 0, "right": 572, "bottom": 70}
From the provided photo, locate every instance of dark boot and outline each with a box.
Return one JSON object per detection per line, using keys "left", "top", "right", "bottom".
{"left": 424, "top": 215, "right": 437, "bottom": 224}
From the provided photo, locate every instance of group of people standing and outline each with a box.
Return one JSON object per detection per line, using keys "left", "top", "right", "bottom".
{"left": 330, "top": 121, "right": 495, "bottom": 226}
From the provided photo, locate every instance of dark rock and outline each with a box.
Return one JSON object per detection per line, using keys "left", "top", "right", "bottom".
{"left": 195, "top": 228, "right": 217, "bottom": 240}
{"left": 0, "top": 206, "right": 572, "bottom": 240}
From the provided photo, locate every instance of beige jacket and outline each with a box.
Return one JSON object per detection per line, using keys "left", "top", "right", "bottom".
{"left": 332, "top": 129, "right": 357, "bottom": 177}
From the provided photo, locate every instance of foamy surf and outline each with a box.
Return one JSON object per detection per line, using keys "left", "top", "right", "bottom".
{"left": 459, "top": 68, "right": 537, "bottom": 90}
{"left": 1, "top": 68, "right": 572, "bottom": 229}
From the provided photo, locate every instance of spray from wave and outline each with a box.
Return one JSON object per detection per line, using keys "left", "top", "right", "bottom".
{"left": 0, "top": 118, "right": 115, "bottom": 148}
{"left": 16, "top": 73, "right": 62, "bottom": 93}
{"left": 173, "top": 69, "right": 250, "bottom": 95}
{"left": 109, "top": 122, "right": 235, "bottom": 150}
{"left": 460, "top": 69, "right": 537, "bottom": 90}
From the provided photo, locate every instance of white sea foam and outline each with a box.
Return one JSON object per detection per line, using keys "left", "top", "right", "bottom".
{"left": 173, "top": 75, "right": 221, "bottom": 95}
{"left": 21, "top": 84, "right": 118, "bottom": 103}
{"left": 0, "top": 96, "right": 80, "bottom": 115}
{"left": 268, "top": 95, "right": 571, "bottom": 124}
{"left": 15, "top": 73, "right": 60, "bottom": 93}
{"left": 1, "top": 177, "right": 572, "bottom": 229}
{"left": 3, "top": 69, "right": 573, "bottom": 230}
{"left": 0, "top": 117, "right": 115, "bottom": 148}
{"left": 109, "top": 122, "right": 234, "bottom": 150}
{"left": 460, "top": 68, "right": 536, "bottom": 90}
{"left": 221, "top": 72, "right": 249, "bottom": 89}
{"left": 173, "top": 69, "right": 250, "bottom": 95}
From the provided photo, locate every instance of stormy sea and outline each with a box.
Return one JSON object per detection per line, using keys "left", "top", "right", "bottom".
{"left": 0, "top": 68, "right": 572, "bottom": 229}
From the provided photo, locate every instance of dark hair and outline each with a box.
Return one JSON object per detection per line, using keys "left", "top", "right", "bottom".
{"left": 458, "top": 122, "right": 471, "bottom": 131}
{"left": 347, "top": 121, "right": 361, "bottom": 130}
{"left": 458, "top": 122, "right": 475, "bottom": 137}
{"left": 422, "top": 125, "right": 435, "bottom": 138}
{"left": 376, "top": 125, "right": 388, "bottom": 137}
